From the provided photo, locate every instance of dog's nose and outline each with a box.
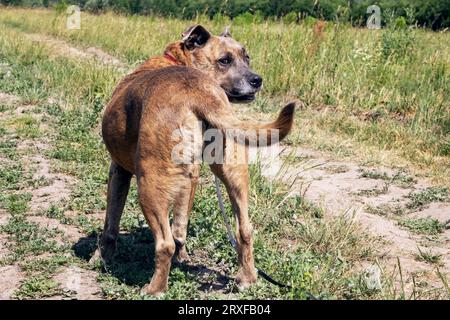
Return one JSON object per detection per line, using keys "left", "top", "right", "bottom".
{"left": 249, "top": 74, "right": 263, "bottom": 89}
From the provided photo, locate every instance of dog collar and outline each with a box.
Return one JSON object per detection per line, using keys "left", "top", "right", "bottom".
{"left": 164, "top": 53, "right": 183, "bottom": 66}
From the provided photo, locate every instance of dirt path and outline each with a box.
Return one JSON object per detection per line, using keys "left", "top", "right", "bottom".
{"left": 0, "top": 92, "right": 102, "bottom": 300}
{"left": 261, "top": 146, "right": 449, "bottom": 296}
{"left": 25, "top": 33, "right": 129, "bottom": 72}
{"left": 0, "top": 32, "right": 132, "bottom": 299}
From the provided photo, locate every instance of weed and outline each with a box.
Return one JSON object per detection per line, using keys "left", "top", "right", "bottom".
{"left": 359, "top": 169, "right": 416, "bottom": 188}
{"left": 14, "top": 275, "right": 62, "bottom": 299}
{"left": 365, "top": 204, "right": 406, "bottom": 216}
{"left": 355, "top": 187, "right": 388, "bottom": 197}
{"left": 415, "top": 247, "right": 442, "bottom": 265}
{"left": 0, "top": 193, "right": 31, "bottom": 215}
{"left": 5, "top": 114, "right": 41, "bottom": 138}
{"left": 0, "top": 162, "right": 24, "bottom": 191}
{"left": 0, "top": 8, "right": 448, "bottom": 300}
{"left": 399, "top": 218, "right": 446, "bottom": 235}
{"left": 324, "top": 164, "right": 349, "bottom": 174}
{"left": 406, "top": 187, "right": 449, "bottom": 210}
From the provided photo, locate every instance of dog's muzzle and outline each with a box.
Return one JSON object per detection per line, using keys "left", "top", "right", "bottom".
{"left": 226, "top": 73, "right": 263, "bottom": 103}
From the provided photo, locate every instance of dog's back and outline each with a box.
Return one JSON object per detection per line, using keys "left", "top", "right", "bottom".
{"left": 102, "top": 66, "right": 224, "bottom": 173}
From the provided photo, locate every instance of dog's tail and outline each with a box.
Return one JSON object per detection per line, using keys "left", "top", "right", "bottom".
{"left": 198, "top": 102, "right": 296, "bottom": 146}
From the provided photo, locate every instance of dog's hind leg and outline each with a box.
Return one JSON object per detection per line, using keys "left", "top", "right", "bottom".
{"left": 137, "top": 166, "right": 176, "bottom": 296}
{"left": 210, "top": 163, "right": 258, "bottom": 289}
{"left": 171, "top": 165, "right": 199, "bottom": 263}
{"left": 90, "top": 161, "right": 132, "bottom": 265}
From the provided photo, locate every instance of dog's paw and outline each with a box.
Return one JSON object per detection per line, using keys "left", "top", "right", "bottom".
{"left": 173, "top": 247, "right": 190, "bottom": 264}
{"left": 140, "top": 282, "right": 167, "bottom": 297}
{"left": 88, "top": 249, "right": 102, "bottom": 265}
{"left": 89, "top": 247, "right": 114, "bottom": 268}
{"left": 235, "top": 269, "right": 258, "bottom": 291}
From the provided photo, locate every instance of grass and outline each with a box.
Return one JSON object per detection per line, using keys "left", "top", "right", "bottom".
{"left": 363, "top": 185, "right": 449, "bottom": 216}
{"left": 365, "top": 203, "right": 406, "bottom": 217}
{"left": 14, "top": 275, "right": 62, "bottom": 299}
{"left": 5, "top": 114, "right": 41, "bottom": 138}
{"left": 399, "top": 217, "right": 446, "bottom": 236}
{"left": 355, "top": 187, "right": 388, "bottom": 197}
{"left": 359, "top": 169, "right": 416, "bottom": 189}
{"left": 0, "top": 7, "right": 448, "bottom": 300}
{"left": 406, "top": 187, "right": 450, "bottom": 211}
{"left": 415, "top": 247, "right": 442, "bottom": 265}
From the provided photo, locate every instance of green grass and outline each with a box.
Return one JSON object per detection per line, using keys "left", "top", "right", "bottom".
{"left": 365, "top": 203, "right": 406, "bottom": 216}
{"left": 0, "top": 139, "right": 19, "bottom": 160}
{"left": 406, "top": 187, "right": 450, "bottom": 211}
{"left": 5, "top": 114, "right": 41, "bottom": 138}
{"left": 0, "top": 163, "right": 24, "bottom": 191}
{"left": 14, "top": 275, "right": 62, "bottom": 299}
{"left": 399, "top": 217, "right": 446, "bottom": 236}
{"left": 415, "top": 247, "right": 442, "bottom": 265}
{"left": 359, "top": 169, "right": 416, "bottom": 188}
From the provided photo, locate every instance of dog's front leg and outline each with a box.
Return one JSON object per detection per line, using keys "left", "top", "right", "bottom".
{"left": 210, "top": 163, "right": 257, "bottom": 289}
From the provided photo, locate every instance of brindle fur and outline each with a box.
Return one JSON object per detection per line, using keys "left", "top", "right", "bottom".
{"left": 93, "top": 25, "right": 296, "bottom": 296}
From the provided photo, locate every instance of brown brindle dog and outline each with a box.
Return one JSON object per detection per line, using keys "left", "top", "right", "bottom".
{"left": 93, "top": 25, "right": 296, "bottom": 296}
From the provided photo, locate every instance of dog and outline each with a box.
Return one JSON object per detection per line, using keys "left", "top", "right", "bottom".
{"left": 93, "top": 24, "right": 296, "bottom": 296}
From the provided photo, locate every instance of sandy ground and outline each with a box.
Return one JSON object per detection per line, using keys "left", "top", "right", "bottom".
{"left": 260, "top": 146, "right": 449, "bottom": 294}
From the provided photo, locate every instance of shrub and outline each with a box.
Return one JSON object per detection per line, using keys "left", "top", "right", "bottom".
{"left": 283, "top": 11, "right": 298, "bottom": 24}
{"left": 84, "top": 0, "right": 109, "bottom": 14}
{"left": 233, "top": 12, "right": 262, "bottom": 25}
{"left": 302, "top": 16, "right": 317, "bottom": 27}
{"left": 394, "top": 16, "right": 407, "bottom": 30}
{"left": 53, "top": 0, "right": 68, "bottom": 15}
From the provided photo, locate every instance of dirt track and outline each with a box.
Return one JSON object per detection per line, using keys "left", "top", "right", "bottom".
{"left": 260, "top": 146, "right": 449, "bottom": 294}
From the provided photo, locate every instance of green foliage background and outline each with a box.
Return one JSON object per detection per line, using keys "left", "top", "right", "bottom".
{"left": 1, "top": 0, "right": 449, "bottom": 30}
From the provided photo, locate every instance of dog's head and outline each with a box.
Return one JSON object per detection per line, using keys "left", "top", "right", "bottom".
{"left": 181, "top": 25, "right": 262, "bottom": 103}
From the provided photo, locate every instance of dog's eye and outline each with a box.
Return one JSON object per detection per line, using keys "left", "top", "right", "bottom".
{"left": 242, "top": 49, "right": 250, "bottom": 61}
{"left": 218, "top": 56, "right": 233, "bottom": 66}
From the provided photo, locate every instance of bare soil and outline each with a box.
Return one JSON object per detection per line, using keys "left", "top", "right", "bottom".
{"left": 261, "top": 146, "right": 449, "bottom": 295}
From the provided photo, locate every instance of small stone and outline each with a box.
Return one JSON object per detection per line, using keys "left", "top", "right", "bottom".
{"left": 362, "top": 265, "right": 382, "bottom": 290}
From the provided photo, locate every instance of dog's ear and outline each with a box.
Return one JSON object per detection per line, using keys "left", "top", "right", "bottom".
{"left": 182, "top": 25, "right": 211, "bottom": 50}
{"left": 219, "top": 26, "right": 232, "bottom": 38}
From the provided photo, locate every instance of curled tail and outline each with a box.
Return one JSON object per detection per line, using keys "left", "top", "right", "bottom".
{"left": 197, "top": 102, "right": 296, "bottom": 146}
{"left": 250, "top": 102, "right": 295, "bottom": 145}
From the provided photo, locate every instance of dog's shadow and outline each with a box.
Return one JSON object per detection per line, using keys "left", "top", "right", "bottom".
{"left": 72, "top": 228, "right": 232, "bottom": 291}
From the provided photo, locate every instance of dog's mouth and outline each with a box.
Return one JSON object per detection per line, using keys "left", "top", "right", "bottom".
{"left": 225, "top": 90, "right": 257, "bottom": 104}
